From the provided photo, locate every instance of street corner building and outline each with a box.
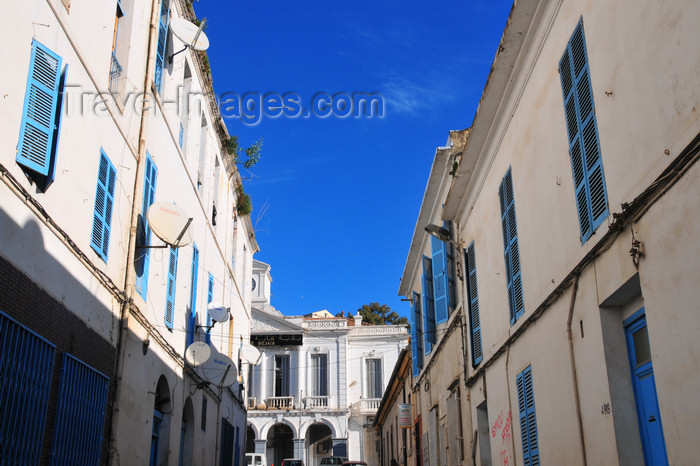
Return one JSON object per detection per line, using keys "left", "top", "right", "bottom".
{"left": 1, "top": 0, "right": 257, "bottom": 464}
{"left": 393, "top": 0, "right": 700, "bottom": 465}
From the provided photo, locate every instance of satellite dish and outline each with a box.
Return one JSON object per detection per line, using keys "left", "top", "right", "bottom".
{"left": 201, "top": 350, "right": 237, "bottom": 387}
{"left": 240, "top": 344, "right": 262, "bottom": 366}
{"left": 170, "top": 17, "right": 210, "bottom": 51}
{"left": 207, "top": 302, "right": 230, "bottom": 323}
{"left": 185, "top": 341, "right": 211, "bottom": 366}
{"left": 147, "top": 201, "right": 193, "bottom": 248}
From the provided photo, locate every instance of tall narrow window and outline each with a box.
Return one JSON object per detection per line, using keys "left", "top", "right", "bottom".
{"left": 164, "top": 247, "right": 178, "bottom": 330}
{"left": 90, "top": 149, "right": 117, "bottom": 262}
{"left": 516, "top": 365, "right": 540, "bottom": 465}
{"left": 422, "top": 256, "right": 436, "bottom": 353}
{"left": 274, "top": 355, "right": 290, "bottom": 397}
{"left": 465, "top": 242, "right": 483, "bottom": 365}
{"left": 310, "top": 354, "right": 328, "bottom": 397}
{"left": 366, "top": 358, "right": 382, "bottom": 399}
{"left": 154, "top": 0, "right": 170, "bottom": 93}
{"left": 17, "top": 40, "right": 67, "bottom": 191}
{"left": 186, "top": 244, "right": 198, "bottom": 348}
{"left": 559, "top": 19, "right": 608, "bottom": 243}
{"left": 135, "top": 152, "right": 157, "bottom": 299}
{"left": 499, "top": 169, "right": 524, "bottom": 325}
{"left": 409, "top": 291, "right": 424, "bottom": 377}
{"left": 205, "top": 274, "right": 213, "bottom": 344}
{"left": 431, "top": 222, "right": 455, "bottom": 324}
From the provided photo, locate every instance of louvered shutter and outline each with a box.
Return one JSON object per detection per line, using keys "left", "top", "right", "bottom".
{"left": 517, "top": 366, "right": 540, "bottom": 465}
{"left": 165, "top": 247, "right": 178, "bottom": 329}
{"left": 91, "top": 150, "right": 117, "bottom": 262}
{"left": 560, "top": 20, "right": 608, "bottom": 243}
{"left": 422, "top": 257, "right": 436, "bottom": 354}
{"left": 186, "top": 245, "right": 199, "bottom": 348}
{"left": 410, "top": 297, "right": 419, "bottom": 377}
{"left": 431, "top": 235, "right": 449, "bottom": 324}
{"left": 205, "top": 274, "right": 213, "bottom": 344}
{"left": 136, "top": 153, "right": 157, "bottom": 298}
{"left": 17, "top": 41, "right": 62, "bottom": 176}
{"left": 499, "top": 170, "right": 524, "bottom": 325}
{"left": 466, "top": 243, "right": 483, "bottom": 365}
{"left": 154, "top": 0, "right": 170, "bottom": 93}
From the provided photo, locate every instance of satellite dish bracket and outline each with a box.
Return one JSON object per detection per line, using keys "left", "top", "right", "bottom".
{"left": 168, "top": 18, "right": 207, "bottom": 64}
{"left": 138, "top": 217, "right": 193, "bottom": 249}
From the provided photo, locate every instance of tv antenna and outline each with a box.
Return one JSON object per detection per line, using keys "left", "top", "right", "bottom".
{"left": 169, "top": 17, "right": 210, "bottom": 64}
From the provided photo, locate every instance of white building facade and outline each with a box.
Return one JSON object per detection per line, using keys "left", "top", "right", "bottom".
{"left": 245, "top": 262, "right": 408, "bottom": 465}
{"left": 1, "top": 0, "right": 256, "bottom": 465}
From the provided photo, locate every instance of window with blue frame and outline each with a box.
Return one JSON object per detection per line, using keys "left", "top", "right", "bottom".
{"left": 465, "top": 242, "right": 483, "bottom": 366}
{"left": 422, "top": 256, "right": 436, "bottom": 354}
{"left": 559, "top": 19, "right": 609, "bottom": 243}
{"left": 431, "top": 222, "right": 455, "bottom": 325}
{"left": 409, "top": 291, "right": 424, "bottom": 377}
{"left": 154, "top": 0, "right": 170, "bottom": 94}
{"left": 205, "top": 274, "right": 214, "bottom": 344}
{"left": 516, "top": 365, "right": 540, "bottom": 465}
{"left": 499, "top": 169, "right": 524, "bottom": 325}
{"left": 17, "top": 40, "right": 68, "bottom": 191}
{"left": 135, "top": 152, "right": 157, "bottom": 299}
{"left": 165, "top": 247, "right": 178, "bottom": 330}
{"left": 186, "top": 244, "right": 199, "bottom": 348}
{"left": 91, "top": 149, "right": 117, "bottom": 262}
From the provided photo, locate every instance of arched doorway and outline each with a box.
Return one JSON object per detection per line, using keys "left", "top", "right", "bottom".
{"left": 306, "top": 423, "right": 333, "bottom": 465}
{"left": 266, "top": 423, "right": 293, "bottom": 466}
{"left": 178, "top": 397, "right": 194, "bottom": 466}
{"left": 246, "top": 424, "right": 256, "bottom": 454}
{"left": 150, "top": 375, "right": 171, "bottom": 466}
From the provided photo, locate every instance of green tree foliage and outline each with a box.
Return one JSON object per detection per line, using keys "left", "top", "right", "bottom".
{"left": 338, "top": 303, "right": 409, "bottom": 326}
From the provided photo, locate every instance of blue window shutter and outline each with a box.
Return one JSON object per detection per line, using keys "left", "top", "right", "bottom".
{"left": 179, "top": 122, "right": 184, "bottom": 148}
{"left": 413, "top": 291, "right": 423, "bottom": 370}
{"left": 465, "top": 243, "right": 483, "bottom": 366}
{"left": 50, "top": 354, "right": 109, "bottom": 465}
{"left": 410, "top": 296, "right": 419, "bottom": 377}
{"left": 91, "top": 149, "right": 117, "bottom": 262}
{"left": 136, "top": 153, "right": 158, "bottom": 298}
{"left": 154, "top": 0, "right": 171, "bottom": 93}
{"left": 165, "top": 247, "right": 178, "bottom": 329}
{"left": 422, "top": 256, "right": 436, "bottom": 354}
{"left": 17, "top": 40, "right": 62, "bottom": 177}
{"left": 431, "top": 235, "right": 449, "bottom": 324}
{"left": 187, "top": 244, "right": 199, "bottom": 348}
{"left": 205, "top": 274, "right": 214, "bottom": 344}
{"left": 0, "top": 312, "right": 56, "bottom": 465}
{"left": 560, "top": 20, "right": 608, "bottom": 243}
{"left": 499, "top": 169, "right": 524, "bottom": 325}
{"left": 517, "top": 365, "right": 540, "bottom": 465}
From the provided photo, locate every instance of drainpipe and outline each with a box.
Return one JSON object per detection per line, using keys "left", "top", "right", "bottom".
{"left": 566, "top": 275, "right": 587, "bottom": 464}
{"left": 107, "top": 0, "right": 161, "bottom": 462}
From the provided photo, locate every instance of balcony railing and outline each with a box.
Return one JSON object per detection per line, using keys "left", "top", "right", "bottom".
{"left": 305, "top": 396, "right": 331, "bottom": 409}
{"left": 109, "top": 51, "right": 124, "bottom": 96}
{"left": 361, "top": 398, "right": 381, "bottom": 412}
{"left": 265, "top": 396, "right": 294, "bottom": 410}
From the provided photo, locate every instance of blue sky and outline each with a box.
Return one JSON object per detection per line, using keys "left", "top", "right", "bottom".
{"left": 194, "top": 1, "right": 513, "bottom": 318}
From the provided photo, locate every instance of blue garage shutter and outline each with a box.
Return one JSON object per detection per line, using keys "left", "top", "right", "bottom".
{"left": 517, "top": 365, "right": 540, "bottom": 465}
{"left": 465, "top": 242, "right": 483, "bottom": 366}
{"left": 91, "top": 150, "right": 117, "bottom": 262}
{"left": 205, "top": 274, "right": 214, "bottom": 344}
{"left": 499, "top": 169, "right": 524, "bottom": 325}
{"left": 186, "top": 244, "right": 199, "bottom": 348}
{"left": 422, "top": 256, "right": 436, "bottom": 354}
{"left": 0, "top": 312, "right": 56, "bottom": 465}
{"left": 559, "top": 20, "right": 608, "bottom": 243}
{"left": 135, "top": 152, "right": 158, "bottom": 298}
{"left": 165, "top": 247, "right": 179, "bottom": 329}
{"left": 17, "top": 40, "right": 63, "bottom": 178}
{"left": 154, "top": 0, "right": 170, "bottom": 93}
{"left": 50, "top": 354, "right": 109, "bottom": 466}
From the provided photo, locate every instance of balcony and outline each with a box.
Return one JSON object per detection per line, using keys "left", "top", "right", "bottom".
{"left": 109, "top": 51, "right": 124, "bottom": 97}
{"left": 265, "top": 396, "right": 294, "bottom": 410}
{"left": 361, "top": 398, "right": 381, "bottom": 412}
{"left": 305, "top": 396, "right": 331, "bottom": 409}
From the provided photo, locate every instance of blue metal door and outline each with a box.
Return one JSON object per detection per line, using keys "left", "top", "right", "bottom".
{"left": 150, "top": 410, "right": 163, "bottom": 466}
{"left": 625, "top": 310, "right": 668, "bottom": 465}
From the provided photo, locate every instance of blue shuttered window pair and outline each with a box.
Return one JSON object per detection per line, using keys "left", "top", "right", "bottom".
{"left": 186, "top": 245, "right": 199, "bottom": 348}
{"left": 17, "top": 40, "right": 68, "bottom": 191}
{"left": 154, "top": 0, "right": 171, "bottom": 93}
{"left": 559, "top": 20, "right": 608, "bottom": 243}
{"left": 499, "top": 169, "right": 525, "bottom": 325}
{"left": 165, "top": 247, "right": 179, "bottom": 330}
{"left": 465, "top": 242, "right": 483, "bottom": 366}
{"left": 205, "top": 274, "right": 214, "bottom": 344}
{"left": 517, "top": 365, "right": 540, "bottom": 465}
{"left": 136, "top": 152, "right": 158, "bottom": 299}
{"left": 91, "top": 150, "right": 117, "bottom": 262}
{"left": 0, "top": 312, "right": 55, "bottom": 465}
{"left": 422, "top": 256, "right": 436, "bottom": 354}
{"left": 431, "top": 223, "right": 455, "bottom": 325}
{"left": 409, "top": 291, "right": 424, "bottom": 377}
{"left": 50, "top": 354, "right": 110, "bottom": 465}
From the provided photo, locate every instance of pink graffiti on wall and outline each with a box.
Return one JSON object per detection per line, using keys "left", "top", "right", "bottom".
{"left": 491, "top": 411, "right": 512, "bottom": 466}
